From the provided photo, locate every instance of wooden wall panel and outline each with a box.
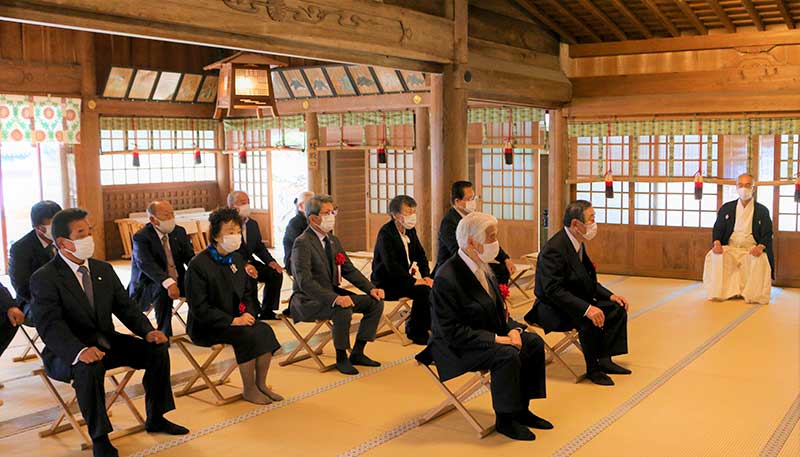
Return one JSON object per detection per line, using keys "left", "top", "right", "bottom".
{"left": 0, "top": 23, "right": 79, "bottom": 64}
{"left": 496, "top": 219, "right": 537, "bottom": 261}
{"left": 329, "top": 150, "right": 367, "bottom": 252}
{"left": 102, "top": 181, "right": 221, "bottom": 260}
{"left": 775, "top": 233, "right": 800, "bottom": 287}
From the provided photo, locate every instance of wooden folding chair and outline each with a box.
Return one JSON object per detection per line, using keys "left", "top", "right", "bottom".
{"left": 35, "top": 366, "right": 146, "bottom": 450}
{"left": 171, "top": 336, "right": 241, "bottom": 405}
{"left": 418, "top": 363, "right": 494, "bottom": 439}
{"left": 529, "top": 323, "right": 585, "bottom": 383}
{"left": 376, "top": 298, "right": 412, "bottom": 346}
{"left": 277, "top": 312, "right": 338, "bottom": 372}
{"left": 13, "top": 325, "right": 43, "bottom": 362}
{"left": 144, "top": 297, "right": 188, "bottom": 335}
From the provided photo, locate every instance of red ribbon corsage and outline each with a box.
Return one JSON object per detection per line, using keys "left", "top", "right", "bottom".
{"left": 334, "top": 252, "right": 346, "bottom": 284}
{"left": 592, "top": 262, "right": 598, "bottom": 271}
{"left": 498, "top": 284, "right": 511, "bottom": 320}
{"left": 238, "top": 302, "right": 246, "bottom": 315}
{"left": 334, "top": 252, "right": 346, "bottom": 266}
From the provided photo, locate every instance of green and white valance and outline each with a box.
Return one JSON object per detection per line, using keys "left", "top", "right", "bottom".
{"left": 468, "top": 107, "right": 545, "bottom": 124}
{"left": 317, "top": 111, "right": 413, "bottom": 128}
{"left": 101, "top": 117, "right": 218, "bottom": 131}
{"left": 0, "top": 94, "right": 81, "bottom": 144}
{"left": 223, "top": 115, "right": 305, "bottom": 132}
{"left": 568, "top": 117, "right": 800, "bottom": 137}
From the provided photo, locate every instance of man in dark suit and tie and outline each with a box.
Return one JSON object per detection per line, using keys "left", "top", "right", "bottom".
{"left": 525, "top": 200, "right": 630, "bottom": 386}
{"left": 290, "top": 194, "right": 385, "bottom": 375}
{"left": 435, "top": 181, "right": 517, "bottom": 284}
{"left": 30, "top": 208, "right": 188, "bottom": 457}
{"left": 128, "top": 200, "right": 195, "bottom": 337}
{"left": 2, "top": 200, "right": 61, "bottom": 356}
{"left": 418, "top": 211, "right": 551, "bottom": 441}
{"left": 371, "top": 195, "right": 433, "bottom": 345}
{"left": 283, "top": 191, "right": 313, "bottom": 276}
{"left": 228, "top": 191, "right": 284, "bottom": 320}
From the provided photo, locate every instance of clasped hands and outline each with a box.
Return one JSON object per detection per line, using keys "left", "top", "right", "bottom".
{"left": 712, "top": 241, "right": 764, "bottom": 257}
{"left": 335, "top": 288, "right": 385, "bottom": 308}
{"left": 496, "top": 329, "right": 523, "bottom": 350}
{"left": 78, "top": 330, "right": 168, "bottom": 364}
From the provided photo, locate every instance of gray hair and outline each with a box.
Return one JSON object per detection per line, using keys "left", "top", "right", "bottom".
{"left": 296, "top": 191, "right": 315, "bottom": 206}
{"left": 456, "top": 212, "right": 497, "bottom": 250}
{"left": 305, "top": 194, "right": 334, "bottom": 217}
{"left": 563, "top": 200, "right": 592, "bottom": 227}
{"left": 737, "top": 173, "right": 755, "bottom": 183}
{"left": 226, "top": 190, "right": 247, "bottom": 207}
{"left": 146, "top": 200, "right": 169, "bottom": 217}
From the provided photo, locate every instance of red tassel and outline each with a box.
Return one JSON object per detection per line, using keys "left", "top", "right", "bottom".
{"left": 238, "top": 149, "right": 247, "bottom": 164}
{"left": 694, "top": 173, "right": 704, "bottom": 200}
{"left": 795, "top": 174, "right": 800, "bottom": 203}
{"left": 194, "top": 149, "right": 202, "bottom": 165}
{"left": 377, "top": 143, "right": 387, "bottom": 164}
{"left": 604, "top": 170, "right": 614, "bottom": 199}
{"left": 503, "top": 140, "right": 514, "bottom": 165}
{"left": 132, "top": 150, "right": 140, "bottom": 167}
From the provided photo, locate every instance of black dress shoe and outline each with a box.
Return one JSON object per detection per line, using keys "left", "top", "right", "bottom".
{"left": 587, "top": 370, "right": 615, "bottom": 386}
{"left": 514, "top": 410, "right": 554, "bottom": 430}
{"left": 92, "top": 435, "right": 119, "bottom": 457}
{"left": 260, "top": 311, "right": 279, "bottom": 320}
{"left": 496, "top": 418, "right": 536, "bottom": 441}
{"left": 145, "top": 418, "right": 190, "bottom": 435}
{"left": 407, "top": 334, "right": 429, "bottom": 346}
{"left": 336, "top": 358, "right": 359, "bottom": 375}
{"left": 349, "top": 353, "right": 381, "bottom": 367}
{"left": 599, "top": 359, "right": 632, "bottom": 375}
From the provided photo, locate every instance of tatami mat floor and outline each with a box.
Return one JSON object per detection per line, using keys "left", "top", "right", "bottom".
{"left": 0, "top": 264, "right": 797, "bottom": 457}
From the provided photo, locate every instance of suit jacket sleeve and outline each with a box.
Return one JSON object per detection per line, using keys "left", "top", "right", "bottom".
{"left": 185, "top": 261, "right": 235, "bottom": 330}
{"left": 411, "top": 230, "right": 431, "bottom": 278}
{"left": 433, "top": 274, "right": 495, "bottom": 349}
{"left": 291, "top": 236, "right": 339, "bottom": 305}
{"left": 375, "top": 230, "right": 416, "bottom": 291}
{"left": 758, "top": 205, "right": 773, "bottom": 248}
{"left": 439, "top": 216, "right": 459, "bottom": 260}
{"left": 537, "top": 246, "right": 591, "bottom": 321}
{"left": 251, "top": 222, "right": 277, "bottom": 265}
{"left": 712, "top": 206, "right": 726, "bottom": 244}
{"left": 243, "top": 271, "right": 260, "bottom": 316}
{"left": 110, "top": 267, "right": 154, "bottom": 337}
{"left": 132, "top": 232, "right": 170, "bottom": 285}
{"left": 176, "top": 229, "right": 196, "bottom": 266}
{"left": 8, "top": 241, "right": 31, "bottom": 309}
{"left": 596, "top": 283, "right": 613, "bottom": 301}
{"left": 31, "top": 270, "right": 85, "bottom": 364}
{"left": 0, "top": 284, "right": 14, "bottom": 314}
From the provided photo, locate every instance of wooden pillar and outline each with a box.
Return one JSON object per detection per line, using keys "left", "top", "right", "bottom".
{"left": 415, "top": 107, "right": 432, "bottom": 254}
{"left": 215, "top": 122, "right": 230, "bottom": 205}
{"left": 305, "top": 112, "right": 324, "bottom": 193}
{"left": 74, "top": 31, "right": 106, "bottom": 259}
{"left": 429, "top": 74, "right": 445, "bottom": 257}
{"left": 548, "top": 109, "right": 568, "bottom": 239}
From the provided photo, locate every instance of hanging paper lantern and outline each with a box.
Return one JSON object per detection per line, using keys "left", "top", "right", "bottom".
{"left": 377, "top": 142, "right": 387, "bottom": 164}
{"left": 503, "top": 140, "right": 514, "bottom": 165}
{"left": 795, "top": 173, "right": 800, "bottom": 203}
{"left": 194, "top": 148, "right": 202, "bottom": 165}
{"left": 694, "top": 173, "right": 704, "bottom": 200}
{"left": 238, "top": 149, "right": 247, "bottom": 164}
{"left": 132, "top": 150, "right": 140, "bottom": 167}
{"left": 604, "top": 169, "right": 614, "bottom": 199}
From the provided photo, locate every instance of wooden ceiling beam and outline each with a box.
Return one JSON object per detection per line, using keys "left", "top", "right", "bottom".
{"left": 776, "top": 0, "right": 795, "bottom": 30}
{"left": 706, "top": 0, "right": 735, "bottom": 33}
{"left": 543, "top": 0, "right": 602, "bottom": 42}
{"left": 640, "top": 0, "right": 680, "bottom": 37}
{"left": 608, "top": 0, "right": 653, "bottom": 38}
{"left": 511, "top": 0, "right": 577, "bottom": 44}
{"left": 576, "top": 0, "right": 626, "bottom": 41}
{"left": 674, "top": 0, "right": 707, "bottom": 35}
{"left": 741, "top": 0, "right": 764, "bottom": 31}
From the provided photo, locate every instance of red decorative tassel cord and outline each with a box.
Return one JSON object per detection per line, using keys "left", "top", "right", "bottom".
{"left": 694, "top": 172, "right": 704, "bottom": 200}
{"left": 238, "top": 149, "right": 247, "bottom": 164}
{"left": 604, "top": 169, "right": 614, "bottom": 199}
{"left": 132, "top": 150, "right": 140, "bottom": 167}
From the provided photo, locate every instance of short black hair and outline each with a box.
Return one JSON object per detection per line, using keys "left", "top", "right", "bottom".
{"left": 208, "top": 207, "right": 243, "bottom": 244}
{"left": 450, "top": 181, "right": 473, "bottom": 203}
{"left": 389, "top": 195, "right": 417, "bottom": 215}
{"left": 563, "top": 200, "right": 592, "bottom": 227}
{"left": 31, "top": 200, "right": 62, "bottom": 227}
{"left": 52, "top": 208, "right": 88, "bottom": 242}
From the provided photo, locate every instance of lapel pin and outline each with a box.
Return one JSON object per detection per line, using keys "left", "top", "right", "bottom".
{"left": 725, "top": 214, "right": 729, "bottom": 219}
{"left": 230, "top": 264, "right": 238, "bottom": 274}
{"left": 98, "top": 276, "right": 102, "bottom": 281}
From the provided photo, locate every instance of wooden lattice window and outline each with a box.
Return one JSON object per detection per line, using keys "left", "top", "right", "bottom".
{"left": 777, "top": 134, "right": 800, "bottom": 231}
{"left": 368, "top": 124, "right": 414, "bottom": 214}
{"left": 575, "top": 182, "right": 630, "bottom": 224}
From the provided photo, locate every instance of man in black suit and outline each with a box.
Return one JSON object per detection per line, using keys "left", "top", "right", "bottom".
{"left": 283, "top": 191, "right": 313, "bottom": 276}
{"left": 30, "top": 208, "right": 188, "bottom": 457}
{"left": 2, "top": 200, "right": 61, "bottom": 356}
{"left": 418, "top": 211, "right": 551, "bottom": 441}
{"left": 290, "top": 194, "right": 385, "bottom": 375}
{"left": 371, "top": 195, "right": 433, "bottom": 345}
{"left": 434, "top": 181, "right": 517, "bottom": 284}
{"left": 525, "top": 200, "right": 630, "bottom": 386}
{"left": 128, "top": 200, "right": 195, "bottom": 337}
{"left": 228, "top": 191, "right": 284, "bottom": 320}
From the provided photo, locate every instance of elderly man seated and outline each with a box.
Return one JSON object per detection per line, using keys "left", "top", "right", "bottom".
{"left": 703, "top": 173, "right": 773, "bottom": 304}
{"left": 417, "top": 212, "right": 551, "bottom": 441}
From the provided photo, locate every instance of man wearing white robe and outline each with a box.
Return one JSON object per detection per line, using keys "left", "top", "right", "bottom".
{"left": 703, "top": 173, "right": 773, "bottom": 304}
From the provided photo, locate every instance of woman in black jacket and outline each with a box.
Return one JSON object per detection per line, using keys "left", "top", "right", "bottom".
{"left": 185, "top": 207, "right": 282, "bottom": 404}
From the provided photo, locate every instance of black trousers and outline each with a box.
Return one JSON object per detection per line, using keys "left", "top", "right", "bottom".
{"left": 70, "top": 332, "right": 175, "bottom": 440}
{"left": 466, "top": 332, "right": 547, "bottom": 414}
{"left": 253, "top": 261, "right": 284, "bottom": 315}
{"left": 385, "top": 284, "right": 432, "bottom": 339}
{"left": 331, "top": 288, "right": 384, "bottom": 351}
{"left": 577, "top": 299, "right": 629, "bottom": 372}
{"left": 149, "top": 288, "right": 175, "bottom": 338}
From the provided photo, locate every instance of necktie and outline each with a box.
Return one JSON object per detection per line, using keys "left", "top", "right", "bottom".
{"left": 77, "top": 265, "right": 94, "bottom": 309}
{"left": 48, "top": 244, "right": 56, "bottom": 258}
{"left": 483, "top": 269, "right": 498, "bottom": 302}
{"left": 323, "top": 236, "right": 335, "bottom": 279}
{"left": 162, "top": 235, "right": 179, "bottom": 281}
{"left": 578, "top": 243, "right": 585, "bottom": 262}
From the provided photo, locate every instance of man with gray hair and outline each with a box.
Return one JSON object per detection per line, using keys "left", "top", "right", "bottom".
{"left": 290, "top": 194, "right": 386, "bottom": 375}
{"left": 703, "top": 173, "right": 773, "bottom": 303}
{"left": 418, "top": 211, "right": 551, "bottom": 441}
{"left": 283, "top": 190, "right": 314, "bottom": 275}
{"left": 525, "top": 200, "right": 630, "bottom": 387}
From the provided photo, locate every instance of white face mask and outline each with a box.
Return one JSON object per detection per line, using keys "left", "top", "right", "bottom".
{"left": 319, "top": 214, "right": 336, "bottom": 233}
{"left": 41, "top": 224, "right": 53, "bottom": 241}
{"left": 236, "top": 204, "right": 251, "bottom": 219}
{"left": 218, "top": 234, "right": 242, "bottom": 253}
{"left": 400, "top": 213, "right": 417, "bottom": 230}
{"left": 478, "top": 240, "right": 500, "bottom": 263}
{"left": 582, "top": 222, "right": 598, "bottom": 241}
{"left": 156, "top": 218, "right": 176, "bottom": 234}
{"left": 67, "top": 236, "right": 95, "bottom": 261}
{"left": 737, "top": 187, "right": 754, "bottom": 201}
{"left": 464, "top": 199, "right": 477, "bottom": 213}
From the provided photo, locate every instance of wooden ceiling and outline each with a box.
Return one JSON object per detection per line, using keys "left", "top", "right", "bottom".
{"left": 513, "top": 0, "right": 800, "bottom": 43}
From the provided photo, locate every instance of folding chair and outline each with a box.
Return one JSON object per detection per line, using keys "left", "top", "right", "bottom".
{"left": 35, "top": 366, "right": 146, "bottom": 450}
{"left": 277, "top": 312, "right": 338, "bottom": 372}
{"left": 418, "top": 363, "right": 494, "bottom": 439}
{"left": 171, "top": 336, "right": 241, "bottom": 405}
{"left": 144, "top": 297, "right": 188, "bottom": 335}
{"left": 528, "top": 323, "right": 585, "bottom": 383}
{"left": 13, "top": 325, "right": 43, "bottom": 362}
{"left": 376, "top": 298, "right": 412, "bottom": 346}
